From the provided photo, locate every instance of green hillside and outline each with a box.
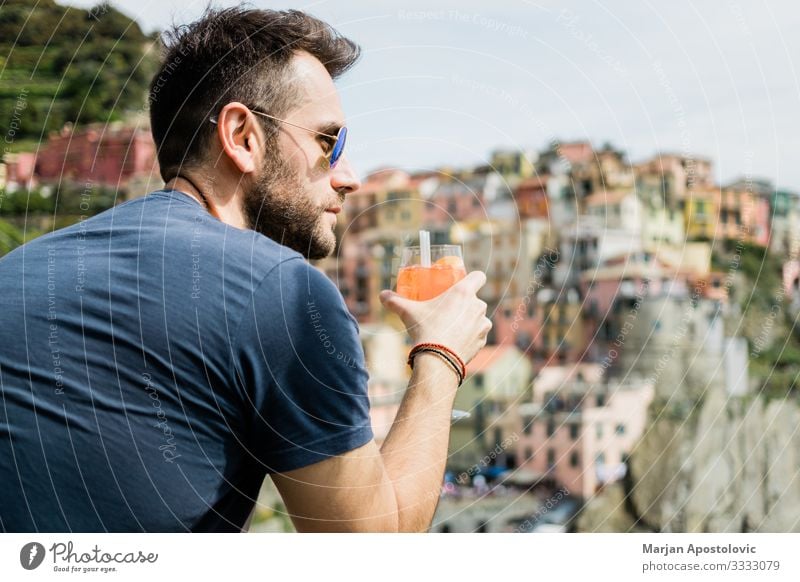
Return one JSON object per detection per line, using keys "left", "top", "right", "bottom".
{"left": 0, "top": 0, "right": 157, "bottom": 148}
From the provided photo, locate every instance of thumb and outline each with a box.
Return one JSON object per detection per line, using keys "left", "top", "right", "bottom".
{"left": 379, "top": 289, "right": 411, "bottom": 315}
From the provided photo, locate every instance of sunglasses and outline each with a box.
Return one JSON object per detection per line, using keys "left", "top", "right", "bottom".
{"left": 210, "top": 107, "right": 347, "bottom": 169}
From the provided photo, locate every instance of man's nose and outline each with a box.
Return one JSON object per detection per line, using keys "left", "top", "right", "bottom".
{"left": 330, "top": 155, "right": 361, "bottom": 195}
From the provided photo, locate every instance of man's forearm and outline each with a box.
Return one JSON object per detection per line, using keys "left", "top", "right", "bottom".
{"left": 379, "top": 352, "right": 459, "bottom": 532}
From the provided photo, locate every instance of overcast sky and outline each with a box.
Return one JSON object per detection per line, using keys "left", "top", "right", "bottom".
{"left": 64, "top": 0, "right": 800, "bottom": 190}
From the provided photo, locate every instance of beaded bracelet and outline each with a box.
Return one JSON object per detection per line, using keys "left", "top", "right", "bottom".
{"left": 408, "top": 348, "right": 464, "bottom": 385}
{"left": 409, "top": 343, "right": 466, "bottom": 379}
{"left": 407, "top": 342, "right": 467, "bottom": 387}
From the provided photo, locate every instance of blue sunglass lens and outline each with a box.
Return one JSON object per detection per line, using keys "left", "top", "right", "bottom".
{"left": 330, "top": 127, "right": 347, "bottom": 168}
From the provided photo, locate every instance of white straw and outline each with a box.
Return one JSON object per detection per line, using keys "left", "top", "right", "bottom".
{"left": 420, "top": 230, "right": 431, "bottom": 267}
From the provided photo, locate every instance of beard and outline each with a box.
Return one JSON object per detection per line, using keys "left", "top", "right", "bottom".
{"left": 242, "top": 153, "right": 341, "bottom": 260}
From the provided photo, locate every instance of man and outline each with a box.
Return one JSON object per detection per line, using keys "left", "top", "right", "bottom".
{"left": 0, "top": 8, "right": 490, "bottom": 532}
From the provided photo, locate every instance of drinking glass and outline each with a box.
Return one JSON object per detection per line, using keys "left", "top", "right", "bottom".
{"left": 396, "top": 244, "right": 470, "bottom": 423}
{"left": 396, "top": 244, "right": 466, "bottom": 301}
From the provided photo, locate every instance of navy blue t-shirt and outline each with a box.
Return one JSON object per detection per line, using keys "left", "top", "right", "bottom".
{"left": 0, "top": 189, "right": 373, "bottom": 532}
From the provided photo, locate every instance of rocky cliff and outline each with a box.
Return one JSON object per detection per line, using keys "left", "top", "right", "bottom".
{"left": 581, "top": 384, "right": 800, "bottom": 532}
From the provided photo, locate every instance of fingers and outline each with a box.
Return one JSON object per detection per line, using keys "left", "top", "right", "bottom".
{"left": 379, "top": 289, "right": 411, "bottom": 318}
{"left": 455, "top": 271, "right": 487, "bottom": 295}
{"left": 378, "top": 290, "right": 393, "bottom": 304}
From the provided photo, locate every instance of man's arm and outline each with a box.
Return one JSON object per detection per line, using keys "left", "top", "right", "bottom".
{"left": 272, "top": 353, "right": 458, "bottom": 532}
{"left": 271, "top": 272, "right": 490, "bottom": 532}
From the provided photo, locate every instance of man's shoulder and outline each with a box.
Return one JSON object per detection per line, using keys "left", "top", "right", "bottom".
{"left": 239, "top": 257, "right": 355, "bottom": 342}
{"left": 255, "top": 257, "right": 345, "bottom": 308}
{"left": 139, "top": 189, "right": 307, "bottom": 273}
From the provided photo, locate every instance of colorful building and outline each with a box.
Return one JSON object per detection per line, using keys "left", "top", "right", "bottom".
{"left": 33, "top": 122, "right": 158, "bottom": 193}
{"left": 716, "top": 179, "right": 772, "bottom": 247}
{"left": 449, "top": 345, "right": 532, "bottom": 471}
{"left": 2, "top": 152, "right": 37, "bottom": 191}
{"left": 492, "top": 286, "right": 584, "bottom": 365}
{"left": 423, "top": 171, "right": 512, "bottom": 226}
{"left": 683, "top": 187, "right": 720, "bottom": 241}
{"left": 375, "top": 175, "right": 428, "bottom": 237}
{"left": 514, "top": 363, "right": 654, "bottom": 499}
{"left": 340, "top": 171, "right": 385, "bottom": 235}
{"left": 584, "top": 189, "right": 643, "bottom": 235}
{"left": 554, "top": 216, "right": 642, "bottom": 288}
{"left": 514, "top": 175, "right": 550, "bottom": 219}
{"left": 490, "top": 148, "right": 537, "bottom": 179}
{"left": 579, "top": 252, "right": 707, "bottom": 363}
{"left": 460, "top": 218, "right": 553, "bottom": 307}
{"left": 770, "top": 189, "right": 800, "bottom": 258}
{"left": 635, "top": 153, "right": 715, "bottom": 204}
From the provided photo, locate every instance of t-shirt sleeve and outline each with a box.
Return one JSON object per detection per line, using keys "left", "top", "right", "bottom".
{"left": 235, "top": 257, "right": 374, "bottom": 474}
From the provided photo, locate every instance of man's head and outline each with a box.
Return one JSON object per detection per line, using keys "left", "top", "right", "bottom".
{"left": 149, "top": 8, "right": 361, "bottom": 258}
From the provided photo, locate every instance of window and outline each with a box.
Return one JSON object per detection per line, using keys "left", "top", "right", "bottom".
{"left": 547, "top": 448, "right": 556, "bottom": 467}
{"left": 569, "top": 424, "right": 579, "bottom": 440}
{"left": 596, "top": 393, "right": 606, "bottom": 407}
{"left": 524, "top": 447, "right": 533, "bottom": 461}
{"left": 615, "top": 423, "right": 626, "bottom": 435}
{"left": 432, "top": 231, "right": 449, "bottom": 245}
{"left": 523, "top": 418, "right": 533, "bottom": 435}
{"left": 475, "top": 374, "right": 484, "bottom": 389}
{"left": 603, "top": 320, "right": 615, "bottom": 340}
{"left": 547, "top": 418, "right": 555, "bottom": 437}
{"left": 596, "top": 453, "right": 606, "bottom": 465}
{"left": 569, "top": 451, "right": 580, "bottom": 467}
{"left": 596, "top": 423, "right": 603, "bottom": 439}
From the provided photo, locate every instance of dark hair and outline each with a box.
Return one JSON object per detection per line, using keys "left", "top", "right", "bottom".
{"left": 149, "top": 7, "right": 360, "bottom": 181}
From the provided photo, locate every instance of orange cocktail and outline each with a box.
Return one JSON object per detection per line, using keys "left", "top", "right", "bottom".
{"left": 396, "top": 254, "right": 466, "bottom": 301}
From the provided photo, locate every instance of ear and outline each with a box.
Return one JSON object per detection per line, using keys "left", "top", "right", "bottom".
{"left": 215, "top": 102, "right": 263, "bottom": 175}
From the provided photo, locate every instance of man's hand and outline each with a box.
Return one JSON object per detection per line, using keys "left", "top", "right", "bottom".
{"left": 271, "top": 271, "right": 491, "bottom": 532}
{"left": 379, "top": 270, "right": 492, "bottom": 365}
